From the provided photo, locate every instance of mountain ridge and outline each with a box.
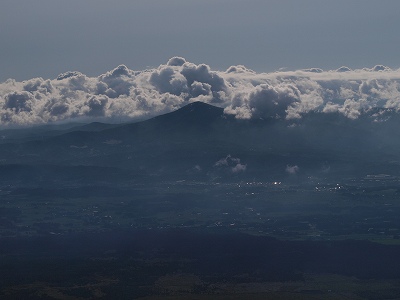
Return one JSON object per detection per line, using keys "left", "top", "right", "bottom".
{"left": 2, "top": 101, "right": 400, "bottom": 183}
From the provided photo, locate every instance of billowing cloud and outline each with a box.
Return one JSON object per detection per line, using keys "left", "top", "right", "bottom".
{"left": 224, "top": 83, "right": 301, "bottom": 120}
{"left": 4, "top": 91, "right": 34, "bottom": 112}
{"left": 1, "top": 57, "right": 400, "bottom": 126}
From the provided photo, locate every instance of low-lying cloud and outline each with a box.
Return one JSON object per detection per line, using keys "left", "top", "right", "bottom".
{"left": 286, "top": 165, "right": 300, "bottom": 175}
{"left": 215, "top": 155, "right": 247, "bottom": 174}
{"left": 2, "top": 57, "right": 400, "bottom": 126}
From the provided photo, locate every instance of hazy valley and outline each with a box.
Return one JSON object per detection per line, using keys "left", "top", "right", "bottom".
{"left": 1, "top": 102, "right": 400, "bottom": 298}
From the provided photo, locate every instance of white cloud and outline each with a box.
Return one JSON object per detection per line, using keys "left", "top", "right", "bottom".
{"left": 1, "top": 58, "right": 400, "bottom": 126}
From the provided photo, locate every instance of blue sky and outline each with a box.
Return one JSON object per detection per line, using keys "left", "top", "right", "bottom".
{"left": 1, "top": 0, "right": 400, "bottom": 82}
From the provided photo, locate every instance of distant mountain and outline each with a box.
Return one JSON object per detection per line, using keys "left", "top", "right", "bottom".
{"left": 0, "top": 122, "right": 85, "bottom": 144}
{"left": 58, "top": 122, "right": 122, "bottom": 133}
{"left": 1, "top": 101, "right": 400, "bottom": 184}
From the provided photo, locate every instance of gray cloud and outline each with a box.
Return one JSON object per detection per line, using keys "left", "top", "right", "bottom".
{"left": 98, "top": 65, "right": 135, "bottom": 98}
{"left": 45, "top": 98, "right": 69, "bottom": 117}
{"left": 215, "top": 155, "right": 247, "bottom": 174}
{"left": 1, "top": 58, "right": 400, "bottom": 126}
{"left": 84, "top": 95, "right": 109, "bottom": 117}
{"left": 167, "top": 56, "right": 187, "bottom": 67}
{"left": 57, "top": 71, "right": 83, "bottom": 81}
{"left": 149, "top": 66, "right": 188, "bottom": 96}
{"left": 371, "top": 65, "right": 391, "bottom": 72}
{"left": 225, "top": 83, "right": 301, "bottom": 120}
{"left": 149, "top": 61, "right": 226, "bottom": 103}
{"left": 3, "top": 91, "right": 34, "bottom": 113}
{"left": 336, "top": 66, "right": 352, "bottom": 73}
{"left": 286, "top": 165, "right": 299, "bottom": 175}
{"left": 181, "top": 63, "right": 226, "bottom": 94}
{"left": 225, "top": 65, "right": 255, "bottom": 74}
{"left": 232, "top": 163, "right": 247, "bottom": 173}
{"left": 303, "top": 68, "right": 324, "bottom": 73}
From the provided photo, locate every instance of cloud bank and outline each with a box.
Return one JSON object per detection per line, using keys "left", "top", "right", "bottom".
{"left": 1, "top": 57, "right": 400, "bottom": 126}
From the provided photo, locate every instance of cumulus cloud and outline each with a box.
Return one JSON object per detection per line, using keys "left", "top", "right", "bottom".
{"left": 336, "top": 66, "right": 352, "bottom": 73}
{"left": 226, "top": 65, "right": 255, "bottom": 74}
{"left": 167, "top": 56, "right": 186, "bottom": 67}
{"left": 302, "top": 68, "right": 324, "bottom": 73}
{"left": 224, "top": 83, "right": 301, "bottom": 120}
{"left": 4, "top": 91, "right": 34, "bottom": 113}
{"left": 1, "top": 58, "right": 400, "bottom": 126}
{"left": 286, "top": 165, "right": 299, "bottom": 175}
{"left": 232, "top": 163, "right": 247, "bottom": 173}
{"left": 215, "top": 155, "right": 247, "bottom": 173}
{"left": 84, "top": 95, "right": 109, "bottom": 117}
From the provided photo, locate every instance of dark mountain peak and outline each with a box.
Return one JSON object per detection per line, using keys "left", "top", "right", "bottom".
{"left": 157, "top": 101, "right": 223, "bottom": 120}
{"left": 147, "top": 101, "right": 225, "bottom": 130}
{"left": 75, "top": 101, "right": 227, "bottom": 142}
{"left": 70, "top": 122, "right": 120, "bottom": 132}
{"left": 179, "top": 101, "right": 223, "bottom": 113}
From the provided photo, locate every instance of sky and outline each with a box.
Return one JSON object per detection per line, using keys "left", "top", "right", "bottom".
{"left": 1, "top": 0, "right": 400, "bottom": 126}
{"left": 1, "top": 0, "right": 400, "bottom": 82}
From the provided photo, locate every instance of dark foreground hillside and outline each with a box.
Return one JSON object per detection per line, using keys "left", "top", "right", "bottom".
{"left": 2, "top": 229, "right": 400, "bottom": 299}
